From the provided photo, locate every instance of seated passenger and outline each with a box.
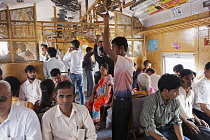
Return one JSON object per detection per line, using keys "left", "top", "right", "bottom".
{"left": 140, "top": 60, "right": 151, "bottom": 73}
{"left": 178, "top": 69, "right": 210, "bottom": 140}
{"left": 173, "top": 64, "right": 184, "bottom": 76}
{"left": 146, "top": 68, "right": 161, "bottom": 92}
{"left": 4, "top": 76, "right": 33, "bottom": 109}
{"left": 42, "top": 80, "right": 97, "bottom": 140}
{"left": 85, "top": 63, "right": 114, "bottom": 129}
{"left": 0, "top": 81, "right": 42, "bottom": 139}
{"left": 19, "top": 65, "right": 42, "bottom": 104}
{"left": 140, "top": 74, "right": 189, "bottom": 140}
{"left": 50, "top": 68, "right": 71, "bottom": 87}
{"left": 136, "top": 73, "right": 154, "bottom": 95}
{"left": 193, "top": 62, "right": 210, "bottom": 126}
{"left": 34, "top": 79, "right": 56, "bottom": 119}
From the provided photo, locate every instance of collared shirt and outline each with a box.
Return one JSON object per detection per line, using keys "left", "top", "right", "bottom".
{"left": 0, "top": 104, "right": 42, "bottom": 140}
{"left": 63, "top": 49, "right": 84, "bottom": 74}
{"left": 43, "top": 57, "right": 66, "bottom": 79}
{"left": 177, "top": 87, "right": 194, "bottom": 120}
{"left": 150, "top": 74, "right": 161, "bottom": 92}
{"left": 140, "top": 91, "right": 182, "bottom": 137}
{"left": 19, "top": 78, "right": 42, "bottom": 104}
{"left": 42, "top": 103, "right": 97, "bottom": 140}
{"left": 193, "top": 76, "right": 210, "bottom": 112}
{"left": 114, "top": 55, "right": 134, "bottom": 97}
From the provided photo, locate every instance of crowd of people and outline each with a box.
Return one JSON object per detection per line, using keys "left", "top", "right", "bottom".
{"left": 1, "top": 13, "right": 210, "bottom": 140}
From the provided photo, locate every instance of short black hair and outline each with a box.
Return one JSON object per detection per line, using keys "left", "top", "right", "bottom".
{"left": 71, "top": 40, "right": 80, "bottom": 48}
{"left": 3, "top": 76, "right": 20, "bottom": 97}
{"left": 146, "top": 68, "right": 156, "bottom": 74}
{"left": 86, "top": 47, "right": 93, "bottom": 52}
{"left": 0, "top": 68, "right": 2, "bottom": 75}
{"left": 50, "top": 68, "right": 61, "bottom": 77}
{"left": 99, "top": 47, "right": 107, "bottom": 55}
{"left": 47, "top": 47, "right": 57, "bottom": 57}
{"left": 98, "top": 41, "right": 103, "bottom": 43}
{"left": 173, "top": 64, "right": 184, "bottom": 72}
{"left": 41, "top": 44, "right": 48, "bottom": 49}
{"left": 56, "top": 80, "right": 75, "bottom": 94}
{"left": 158, "top": 73, "right": 181, "bottom": 92}
{"left": 111, "top": 37, "right": 128, "bottom": 52}
{"left": 143, "top": 60, "right": 151, "bottom": 66}
{"left": 180, "top": 69, "right": 194, "bottom": 78}
{"left": 25, "top": 65, "right": 36, "bottom": 73}
{"left": 205, "top": 62, "right": 210, "bottom": 70}
{"left": 134, "top": 62, "right": 136, "bottom": 67}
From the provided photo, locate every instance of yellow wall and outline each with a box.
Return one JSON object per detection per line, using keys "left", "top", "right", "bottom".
{"left": 145, "top": 26, "right": 210, "bottom": 78}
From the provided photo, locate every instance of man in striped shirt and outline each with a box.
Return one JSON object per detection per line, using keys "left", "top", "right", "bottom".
{"left": 140, "top": 74, "right": 189, "bottom": 140}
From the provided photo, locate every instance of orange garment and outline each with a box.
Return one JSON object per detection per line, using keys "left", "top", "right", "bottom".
{"left": 12, "top": 97, "right": 34, "bottom": 109}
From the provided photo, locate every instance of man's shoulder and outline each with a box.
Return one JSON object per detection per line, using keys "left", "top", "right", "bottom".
{"left": 13, "top": 104, "right": 37, "bottom": 117}
{"left": 73, "top": 103, "right": 88, "bottom": 113}
{"left": 42, "top": 105, "right": 57, "bottom": 119}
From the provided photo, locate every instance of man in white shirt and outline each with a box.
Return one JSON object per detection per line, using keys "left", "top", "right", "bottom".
{"left": 0, "top": 80, "right": 42, "bottom": 139}
{"left": 146, "top": 68, "right": 161, "bottom": 92}
{"left": 42, "top": 80, "right": 96, "bottom": 140}
{"left": 40, "top": 44, "right": 49, "bottom": 62}
{"left": 19, "top": 65, "right": 42, "bottom": 104}
{"left": 43, "top": 47, "right": 66, "bottom": 79}
{"left": 178, "top": 69, "right": 210, "bottom": 140}
{"left": 193, "top": 62, "right": 210, "bottom": 126}
{"left": 63, "top": 40, "right": 85, "bottom": 105}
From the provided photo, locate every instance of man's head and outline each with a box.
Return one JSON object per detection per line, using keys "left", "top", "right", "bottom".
{"left": 0, "top": 81, "right": 12, "bottom": 117}
{"left": 98, "top": 41, "right": 103, "bottom": 47}
{"left": 158, "top": 74, "right": 181, "bottom": 99}
{"left": 3, "top": 76, "right": 20, "bottom": 97}
{"left": 47, "top": 47, "right": 57, "bottom": 57}
{"left": 41, "top": 44, "right": 48, "bottom": 53}
{"left": 55, "top": 80, "right": 75, "bottom": 112}
{"left": 111, "top": 37, "right": 128, "bottom": 55}
{"left": 204, "top": 62, "right": 210, "bottom": 79}
{"left": 145, "top": 68, "right": 156, "bottom": 76}
{"left": 143, "top": 60, "right": 152, "bottom": 69}
{"left": 173, "top": 64, "right": 184, "bottom": 76}
{"left": 71, "top": 40, "right": 80, "bottom": 49}
{"left": 86, "top": 47, "right": 93, "bottom": 53}
{"left": 25, "top": 65, "right": 36, "bottom": 81}
{"left": 50, "top": 68, "right": 61, "bottom": 84}
{"left": 180, "top": 69, "right": 194, "bottom": 88}
{"left": 99, "top": 47, "right": 107, "bottom": 56}
{"left": 18, "top": 43, "right": 26, "bottom": 52}
{"left": 0, "top": 68, "right": 2, "bottom": 80}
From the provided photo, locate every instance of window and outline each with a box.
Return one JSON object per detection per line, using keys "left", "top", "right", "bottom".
{"left": 162, "top": 53, "right": 196, "bottom": 74}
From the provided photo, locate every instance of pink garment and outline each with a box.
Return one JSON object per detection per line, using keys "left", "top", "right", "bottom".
{"left": 150, "top": 87, "right": 155, "bottom": 94}
{"left": 60, "top": 75, "right": 71, "bottom": 81}
{"left": 54, "top": 75, "right": 71, "bottom": 87}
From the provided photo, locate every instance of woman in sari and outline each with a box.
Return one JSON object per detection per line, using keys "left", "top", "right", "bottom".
{"left": 85, "top": 63, "right": 114, "bottom": 129}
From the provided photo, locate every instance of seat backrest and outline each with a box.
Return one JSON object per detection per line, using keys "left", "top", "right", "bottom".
{"left": 132, "top": 96, "right": 148, "bottom": 128}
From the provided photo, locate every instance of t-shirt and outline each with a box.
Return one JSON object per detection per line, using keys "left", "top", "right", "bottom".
{"left": 114, "top": 55, "right": 134, "bottom": 97}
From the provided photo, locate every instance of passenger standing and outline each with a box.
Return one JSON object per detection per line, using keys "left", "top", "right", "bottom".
{"left": 63, "top": 40, "right": 85, "bottom": 105}
{"left": 103, "top": 13, "right": 134, "bottom": 140}
{"left": 83, "top": 47, "right": 94, "bottom": 98}
{"left": 43, "top": 47, "right": 66, "bottom": 79}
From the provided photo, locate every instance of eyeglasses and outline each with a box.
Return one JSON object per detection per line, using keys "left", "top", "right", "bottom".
{"left": 0, "top": 93, "right": 10, "bottom": 102}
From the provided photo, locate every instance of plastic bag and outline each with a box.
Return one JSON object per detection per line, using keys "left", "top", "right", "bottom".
{"left": 106, "top": 107, "right": 112, "bottom": 129}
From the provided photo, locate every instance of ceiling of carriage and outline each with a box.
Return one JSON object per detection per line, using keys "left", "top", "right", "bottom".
{"left": 0, "top": 0, "right": 208, "bottom": 27}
